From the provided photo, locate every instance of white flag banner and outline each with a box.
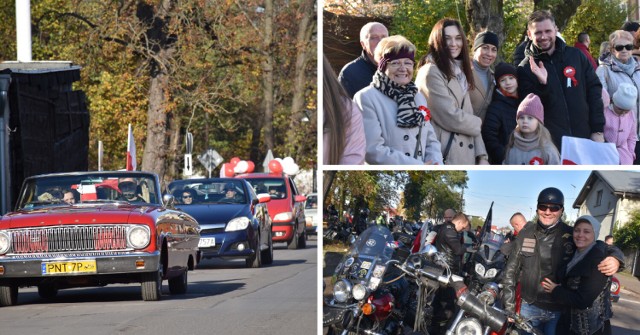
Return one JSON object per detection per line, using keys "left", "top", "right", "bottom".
{"left": 126, "top": 124, "right": 137, "bottom": 171}
{"left": 561, "top": 136, "right": 619, "bottom": 165}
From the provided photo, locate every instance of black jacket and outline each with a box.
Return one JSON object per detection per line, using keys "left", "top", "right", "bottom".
{"left": 517, "top": 38, "right": 604, "bottom": 149}
{"left": 481, "top": 91, "right": 519, "bottom": 164}
{"left": 338, "top": 50, "right": 378, "bottom": 99}
{"left": 501, "top": 220, "right": 625, "bottom": 313}
{"left": 434, "top": 222, "right": 465, "bottom": 275}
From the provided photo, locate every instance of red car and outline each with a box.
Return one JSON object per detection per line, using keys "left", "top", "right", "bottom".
{"left": 0, "top": 171, "right": 200, "bottom": 306}
{"left": 237, "top": 173, "right": 307, "bottom": 249}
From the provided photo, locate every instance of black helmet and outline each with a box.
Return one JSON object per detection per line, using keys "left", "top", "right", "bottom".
{"left": 537, "top": 187, "right": 564, "bottom": 205}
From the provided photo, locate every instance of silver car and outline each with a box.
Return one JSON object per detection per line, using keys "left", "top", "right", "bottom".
{"left": 304, "top": 193, "right": 318, "bottom": 234}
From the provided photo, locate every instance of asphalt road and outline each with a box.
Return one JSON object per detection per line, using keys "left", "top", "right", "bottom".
{"left": 611, "top": 289, "right": 640, "bottom": 334}
{"left": 0, "top": 236, "right": 318, "bottom": 335}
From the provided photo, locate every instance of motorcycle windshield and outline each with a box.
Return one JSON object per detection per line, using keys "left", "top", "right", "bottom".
{"left": 478, "top": 232, "right": 505, "bottom": 262}
{"left": 333, "top": 225, "right": 396, "bottom": 282}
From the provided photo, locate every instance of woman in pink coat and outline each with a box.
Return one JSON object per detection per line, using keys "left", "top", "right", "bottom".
{"left": 603, "top": 84, "right": 637, "bottom": 164}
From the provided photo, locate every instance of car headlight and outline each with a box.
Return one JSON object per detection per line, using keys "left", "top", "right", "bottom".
{"left": 127, "top": 226, "right": 151, "bottom": 249}
{"left": 0, "top": 231, "right": 11, "bottom": 254}
{"left": 475, "top": 263, "right": 485, "bottom": 277}
{"left": 484, "top": 268, "right": 498, "bottom": 279}
{"left": 352, "top": 283, "right": 367, "bottom": 301}
{"left": 226, "top": 217, "right": 251, "bottom": 231}
{"left": 455, "top": 317, "right": 483, "bottom": 335}
{"left": 333, "top": 279, "right": 352, "bottom": 303}
{"left": 610, "top": 280, "right": 620, "bottom": 294}
{"left": 273, "top": 212, "right": 293, "bottom": 222}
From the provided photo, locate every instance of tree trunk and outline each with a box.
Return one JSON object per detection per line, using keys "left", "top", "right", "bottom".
{"left": 465, "top": 0, "right": 505, "bottom": 44}
{"left": 535, "top": 0, "right": 582, "bottom": 32}
{"left": 262, "top": 0, "right": 275, "bottom": 154}
{"left": 166, "top": 110, "right": 181, "bottom": 183}
{"left": 323, "top": 170, "right": 336, "bottom": 203}
{"left": 287, "top": 0, "right": 316, "bottom": 160}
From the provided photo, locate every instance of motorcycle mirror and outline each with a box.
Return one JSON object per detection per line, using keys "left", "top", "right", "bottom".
{"left": 348, "top": 235, "right": 357, "bottom": 245}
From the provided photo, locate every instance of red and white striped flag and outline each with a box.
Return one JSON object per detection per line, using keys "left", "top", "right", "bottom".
{"left": 126, "top": 124, "right": 137, "bottom": 171}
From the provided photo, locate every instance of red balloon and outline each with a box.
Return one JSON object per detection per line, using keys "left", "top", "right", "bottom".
{"left": 246, "top": 160, "right": 255, "bottom": 173}
{"left": 225, "top": 165, "right": 235, "bottom": 176}
{"left": 269, "top": 160, "right": 283, "bottom": 174}
{"left": 230, "top": 157, "right": 241, "bottom": 165}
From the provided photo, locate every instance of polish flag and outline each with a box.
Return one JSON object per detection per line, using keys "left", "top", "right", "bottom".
{"left": 126, "top": 124, "right": 137, "bottom": 171}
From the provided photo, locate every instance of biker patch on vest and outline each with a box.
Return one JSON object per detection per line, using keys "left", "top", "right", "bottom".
{"left": 522, "top": 238, "right": 536, "bottom": 253}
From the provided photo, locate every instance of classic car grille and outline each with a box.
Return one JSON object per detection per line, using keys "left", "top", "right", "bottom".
{"left": 10, "top": 225, "right": 129, "bottom": 254}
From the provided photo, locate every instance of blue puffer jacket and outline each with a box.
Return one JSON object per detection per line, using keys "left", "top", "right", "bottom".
{"left": 481, "top": 90, "right": 519, "bottom": 164}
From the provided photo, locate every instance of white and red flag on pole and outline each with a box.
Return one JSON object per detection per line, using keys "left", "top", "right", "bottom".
{"left": 126, "top": 124, "right": 137, "bottom": 171}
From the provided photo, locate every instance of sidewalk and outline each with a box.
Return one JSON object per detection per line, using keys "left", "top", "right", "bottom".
{"left": 616, "top": 272, "right": 640, "bottom": 298}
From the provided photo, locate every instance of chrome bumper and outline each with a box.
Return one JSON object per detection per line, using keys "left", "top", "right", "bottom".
{"left": 0, "top": 251, "right": 160, "bottom": 278}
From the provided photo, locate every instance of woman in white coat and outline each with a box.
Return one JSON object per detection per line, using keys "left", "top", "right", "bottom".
{"left": 415, "top": 18, "right": 489, "bottom": 165}
{"left": 353, "top": 35, "right": 443, "bottom": 165}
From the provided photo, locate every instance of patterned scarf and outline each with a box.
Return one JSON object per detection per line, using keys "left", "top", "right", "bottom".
{"left": 372, "top": 70, "right": 422, "bottom": 128}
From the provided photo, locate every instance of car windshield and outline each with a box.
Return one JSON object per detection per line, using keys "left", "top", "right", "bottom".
{"left": 168, "top": 179, "right": 248, "bottom": 205}
{"left": 305, "top": 194, "right": 317, "bottom": 209}
{"left": 16, "top": 172, "right": 159, "bottom": 210}
{"left": 243, "top": 178, "right": 287, "bottom": 200}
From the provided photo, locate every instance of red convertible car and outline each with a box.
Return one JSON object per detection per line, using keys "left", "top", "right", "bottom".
{"left": 0, "top": 171, "right": 200, "bottom": 306}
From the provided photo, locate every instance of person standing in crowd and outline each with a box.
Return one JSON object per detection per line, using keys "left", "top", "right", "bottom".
{"left": 501, "top": 187, "right": 623, "bottom": 335}
{"left": 599, "top": 41, "right": 611, "bottom": 65}
{"left": 431, "top": 213, "right": 470, "bottom": 333}
{"left": 574, "top": 31, "right": 598, "bottom": 70}
{"left": 416, "top": 18, "right": 489, "bottom": 165}
{"left": 605, "top": 235, "right": 614, "bottom": 245}
{"left": 518, "top": 10, "right": 605, "bottom": 150}
{"left": 469, "top": 31, "right": 499, "bottom": 121}
{"left": 338, "top": 22, "right": 389, "bottom": 98}
{"left": 542, "top": 215, "right": 613, "bottom": 335}
{"left": 602, "top": 84, "right": 637, "bottom": 164}
{"left": 501, "top": 212, "right": 527, "bottom": 257}
{"left": 323, "top": 55, "right": 366, "bottom": 165}
{"left": 482, "top": 62, "right": 520, "bottom": 164}
{"left": 503, "top": 93, "right": 560, "bottom": 165}
{"left": 596, "top": 30, "right": 640, "bottom": 164}
{"left": 353, "top": 35, "right": 443, "bottom": 165}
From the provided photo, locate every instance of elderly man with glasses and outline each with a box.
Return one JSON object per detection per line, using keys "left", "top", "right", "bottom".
{"left": 500, "top": 187, "right": 625, "bottom": 335}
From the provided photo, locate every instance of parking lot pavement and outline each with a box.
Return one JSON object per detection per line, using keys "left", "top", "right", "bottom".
{"left": 618, "top": 272, "right": 640, "bottom": 298}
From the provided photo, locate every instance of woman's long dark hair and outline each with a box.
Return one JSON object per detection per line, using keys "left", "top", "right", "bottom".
{"left": 323, "top": 54, "right": 351, "bottom": 164}
{"left": 422, "top": 18, "right": 475, "bottom": 91}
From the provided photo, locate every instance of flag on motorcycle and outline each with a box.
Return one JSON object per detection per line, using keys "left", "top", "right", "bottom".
{"left": 478, "top": 202, "right": 494, "bottom": 242}
{"left": 126, "top": 123, "right": 137, "bottom": 171}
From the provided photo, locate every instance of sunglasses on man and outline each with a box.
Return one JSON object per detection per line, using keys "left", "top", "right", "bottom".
{"left": 537, "top": 204, "right": 562, "bottom": 212}
{"left": 183, "top": 195, "right": 192, "bottom": 199}
{"left": 614, "top": 44, "right": 634, "bottom": 51}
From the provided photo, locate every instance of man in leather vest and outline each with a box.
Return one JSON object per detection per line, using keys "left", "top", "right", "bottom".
{"left": 501, "top": 187, "right": 623, "bottom": 335}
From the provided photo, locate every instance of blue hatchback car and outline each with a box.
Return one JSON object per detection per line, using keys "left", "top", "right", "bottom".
{"left": 168, "top": 178, "right": 273, "bottom": 268}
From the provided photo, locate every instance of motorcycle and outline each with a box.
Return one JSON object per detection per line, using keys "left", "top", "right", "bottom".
{"left": 324, "top": 225, "right": 540, "bottom": 335}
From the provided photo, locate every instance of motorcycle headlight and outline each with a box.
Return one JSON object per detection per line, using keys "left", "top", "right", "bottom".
{"left": 352, "top": 283, "right": 367, "bottom": 301}
{"left": 484, "top": 268, "right": 498, "bottom": 279}
{"left": 127, "top": 226, "right": 151, "bottom": 249}
{"left": 226, "top": 217, "right": 251, "bottom": 231}
{"left": 0, "top": 231, "right": 11, "bottom": 255}
{"left": 475, "top": 263, "right": 485, "bottom": 277}
{"left": 333, "top": 279, "right": 353, "bottom": 303}
{"left": 455, "top": 317, "right": 483, "bottom": 335}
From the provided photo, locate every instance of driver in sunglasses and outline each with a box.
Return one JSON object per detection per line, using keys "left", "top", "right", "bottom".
{"left": 595, "top": 29, "right": 640, "bottom": 164}
{"left": 501, "top": 187, "right": 626, "bottom": 335}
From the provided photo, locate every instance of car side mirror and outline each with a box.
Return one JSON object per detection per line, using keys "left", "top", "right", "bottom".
{"left": 294, "top": 195, "right": 307, "bottom": 203}
{"left": 257, "top": 193, "right": 271, "bottom": 203}
{"left": 162, "top": 194, "right": 175, "bottom": 208}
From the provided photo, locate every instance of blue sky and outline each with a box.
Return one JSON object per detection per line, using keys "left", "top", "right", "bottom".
{"left": 464, "top": 170, "right": 593, "bottom": 228}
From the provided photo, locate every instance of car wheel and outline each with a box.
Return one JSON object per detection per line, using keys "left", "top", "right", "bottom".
{"left": 168, "top": 268, "right": 188, "bottom": 295}
{"left": 262, "top": 234, "right": 274, "bottom": 265}
{"left": 298, "top": 228, "right": 307, "bottom": 249}
{"left": 0, "top": 284, "right": 18, "bottom": 306}
{"left": 141, "top": 268, "right": 163, "bottom": 301}
{"left": 287, "top": 225, "right": 299, "bottom": 250}
{"left": 246, "top": 236, "right": 262, "bottom": 268}
{"left": 37, "top": 283, "right": 58, "bottom": 299}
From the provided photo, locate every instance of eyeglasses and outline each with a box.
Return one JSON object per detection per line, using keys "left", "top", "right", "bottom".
{"left": 183, "top": 195, "right": 192, "bottom": 199}
{"left": 614, "top": 44, "right": 634, "bottom": 51}
{"left": 537, "top": 204, "right": 562, "bottom": 212}
{"left": 388, "top": 60, "right": 415, "bottom": 69}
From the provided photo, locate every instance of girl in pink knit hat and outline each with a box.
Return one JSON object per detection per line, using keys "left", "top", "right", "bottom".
{"left": 503, "top": 93, "right": 561, "bottom": 165}
{"left": 603, "top": 84, "right": 637, "bottom": 164}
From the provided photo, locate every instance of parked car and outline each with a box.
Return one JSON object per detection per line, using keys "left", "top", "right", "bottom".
{"left": 0, "top": 171, "right": 200, "bottom": 306}
{"left": 304, "top": 193, "right": 318, "bottom": 235}
{"left": 168, "top": 178, "right": 273, "bottom": 268}
{"left": 237, "top": 173, "right": 307, "bottom": 249}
